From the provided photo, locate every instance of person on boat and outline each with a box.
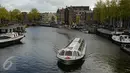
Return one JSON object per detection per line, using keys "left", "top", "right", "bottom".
{"left": 120, "top": 36, "right": 123, "bottom": 41}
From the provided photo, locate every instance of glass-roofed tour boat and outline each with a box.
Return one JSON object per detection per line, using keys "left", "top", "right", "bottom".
{"left": 57, "top": 38, "right": 87, "bottom": 65}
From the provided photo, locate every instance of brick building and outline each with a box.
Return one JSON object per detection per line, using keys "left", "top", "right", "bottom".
{"left": 56, "top": 8, "right": 65, "bottom": 24}
{"left": 64, "top": 6, "right": 94, "bottom": 25}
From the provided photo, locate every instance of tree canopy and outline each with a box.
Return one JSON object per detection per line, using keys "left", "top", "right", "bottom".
{"left": 0, "top": 6, "right": 41, "bottom": 25}
{"left": 0, "top": 7, "right": 10, "bottom": 24}
{"left": 94, "top": 0, "right": 130, "bottom": 28}
{"left": 10, "top": 9, "right": 22, "bottom": 23}
{"left": 28, "top": 8, "right": 40, "bottom": 22}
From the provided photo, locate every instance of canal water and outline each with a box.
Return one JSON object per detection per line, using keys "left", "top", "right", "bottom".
{"left": 0, "top": 26, "right": 130, "bottom": 73}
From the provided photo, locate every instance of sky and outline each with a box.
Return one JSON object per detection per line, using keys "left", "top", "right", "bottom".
{"left": 0, "top": 0, "right": 98, "bottom": 12}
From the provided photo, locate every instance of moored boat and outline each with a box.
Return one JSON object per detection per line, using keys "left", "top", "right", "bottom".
{"left": 112, "top": 34, "right": 130, "bottom": 45}
{"left": 111, "top": 28, "right": 124, "bottom": 35}
{"left": 57, "top": 38, "right": 86, "bottom": 65}
{"left": 0, "top": 32, "right": 25, "bottom": 48}
{"left": 0, "top": 24, "right": 25, "bottom": 48}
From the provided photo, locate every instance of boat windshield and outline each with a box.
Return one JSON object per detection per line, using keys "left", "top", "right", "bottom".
{"left": 59, "top": 50, "right": 65, "bottom": 56}
{"left": 73, "top": 51, "right": 80, "bottom": 56}
{"left": 65, "top": 51, "right": 72, "bottom": 56}
{"left": 73, "top": 51, "right": 77, "bottom": 56}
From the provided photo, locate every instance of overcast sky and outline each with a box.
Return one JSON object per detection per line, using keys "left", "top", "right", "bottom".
{"left": 0, "top": 0, "right": 98, "bottom": 12}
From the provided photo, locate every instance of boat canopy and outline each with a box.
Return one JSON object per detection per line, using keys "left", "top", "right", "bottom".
{"left": 66, "top": 38, "right": 83, "bottom": 51}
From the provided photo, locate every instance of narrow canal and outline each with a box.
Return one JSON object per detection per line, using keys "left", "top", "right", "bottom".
{"left": 0, "top": 26, "right": 130, "bottom": 73}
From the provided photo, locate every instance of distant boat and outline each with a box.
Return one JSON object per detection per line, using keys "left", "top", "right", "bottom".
{"left": 57, "top": 38, "right": 86, "bottom": 65}
{"left": 111, "top": 28, "right": 124, "bottom": 35}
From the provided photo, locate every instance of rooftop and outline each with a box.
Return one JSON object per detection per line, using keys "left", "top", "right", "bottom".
{"left": 67, "top": 6, "right": 90, "bottom": 10}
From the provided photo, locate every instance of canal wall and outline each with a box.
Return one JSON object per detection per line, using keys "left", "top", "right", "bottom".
{"left": 86, "top": 25, "right": 97, "bottom": 34}
{"left": 96, "top": 28, "right": 113, "bottom": 40}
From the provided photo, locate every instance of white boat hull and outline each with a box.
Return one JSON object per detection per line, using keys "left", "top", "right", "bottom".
{"left": 57, "top": 43, "right": 87, "bottom": 65}
{"left": 0, "top": 35, "right": 25, "bottom": 48}
{"left": 58, "top": 55, "right": 85, "bottom": 65}
{"left": 112, "top": 35, "right": 130, "bottom": 45}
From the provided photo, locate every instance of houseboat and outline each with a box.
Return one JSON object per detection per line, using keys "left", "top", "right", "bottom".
{"left": 0, "top": 24, "right": 25, "bottom": 47}
{"left": 57, "top": 38, "right": 87, "bottom": 65}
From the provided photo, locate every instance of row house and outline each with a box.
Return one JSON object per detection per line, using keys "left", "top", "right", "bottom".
{"left": 57, "top": 6, "right": 94, "bottom": 25}
{"left": 56, "top": 8, "right": 65, "bottom": 24}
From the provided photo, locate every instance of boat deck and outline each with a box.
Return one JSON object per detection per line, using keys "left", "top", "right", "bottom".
{"left": 97, "top": 28, "right": 113, "bottom": 35}
{"left": 0, "top": 35, "right": 25, "bottom": 43}
{"left": 67, "top": 38, "right": 82, "bottom": 51}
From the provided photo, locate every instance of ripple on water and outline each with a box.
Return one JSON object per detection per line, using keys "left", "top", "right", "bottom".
{"left": 85, "top": 53, "right": 119, "bottom": 73}
{"left": 0, "top": 55, "right": 59, "bottom": 73}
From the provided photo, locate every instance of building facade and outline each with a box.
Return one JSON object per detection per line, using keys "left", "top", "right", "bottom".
{"left": 56, "top": 8, "right": 65, "bottom": 24}
{"left": 21, "top": 12, "right": 28, "bottom": 24}
{"left": 64, "top": 6, "right": 94, "bottom": 25}
{"left": 40, "top": 13, "right": 49, "bottom": 24}
{"left": 40, "top": 13, "right": 57, "bottom": 24}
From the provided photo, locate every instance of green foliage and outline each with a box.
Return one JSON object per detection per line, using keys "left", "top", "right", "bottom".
{"left": 51, "top": 16, "right": 55, "bottom": 22}
{"left": 87, "top": 15, "right": 91, "bottom": 21}
{"left": 0, "top": 6, "right": 41, "bottom": 25}
{"left": 94, "top": 0, "right": 106, "bottom": 23}
{"left": 0, "top": 7, "right": 10, "bottom": 24}
{"left": 94, "top": 0, "right": 130, "bottom": 24}
{"left": 76, "top": 15, "right": 80, "bottom": 24}
{"left": 10, "top": 9, "right": 22, "bottom": 22}
{"left": 28, "top": 8, "right": 40, "bottom": 22}
{"left": 94, "top": 0, "right": 126, "bottom": 25}
{"left": 119, "top": 0, "right": 130, "bottom": 19}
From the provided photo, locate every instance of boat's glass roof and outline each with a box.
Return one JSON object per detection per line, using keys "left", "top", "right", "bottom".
{"left": 67, "top": 47, "right": 73, "bottom": 49}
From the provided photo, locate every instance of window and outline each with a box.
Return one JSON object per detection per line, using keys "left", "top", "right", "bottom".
{"left": 73, "top": 51, "right": 80, "bottom": 56}
{"left": 78, "top": 39, "right": 82, "bottom": 43}
{"left": 77, "top": 52, "right": 80, "bottom": 56}
{"left": 65, "top": 51, "right": 72, "bottom": 56}
{"left": 124, "top": 36, "right": 127, "bottom": 39}
{"left": 73, "top": 51, "right": 77, "bottom": 56}
{"left": 126, "top": 45, "right": 130, "bottom": 48}
{"left": 10, "top": 29, "right": 12, "bottom": 32}
{"left": 59, "top": 50, "right": 65, "bottom": 56}
{"left": 79, "top": 40, "right": 85, "bottom": 51}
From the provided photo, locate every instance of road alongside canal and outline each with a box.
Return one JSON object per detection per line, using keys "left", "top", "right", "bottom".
{"left": 0, "top": 26, "right": 130, "bottom": 73}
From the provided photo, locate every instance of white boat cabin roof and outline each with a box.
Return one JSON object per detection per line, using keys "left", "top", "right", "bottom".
{"left": 65, "top": 38, "right": 83, "bottom": 51}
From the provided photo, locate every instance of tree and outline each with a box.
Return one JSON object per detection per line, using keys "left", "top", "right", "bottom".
{"left": 94, "top": 0, "right": 130, "bottom": 29}
{"left": 0, "top": 7, "right": 10, "bottom": 24}
{"left": 51, "top": 16, "right": 55, "bottom": 22}
{"left": 28, "top": 8, "right": 40, "bottom": 23}
{"left": 94, "top": 0, "right": 106, "bottom": 24}
{"left": 10, "top": 9, "right": 22, "bottom": 23}
{"left": 105, "top": 0, "right": 119, "bottom": 27}
{"left": 119, "top": 0, "right": 130, "bottom": 28}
